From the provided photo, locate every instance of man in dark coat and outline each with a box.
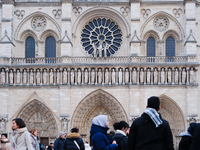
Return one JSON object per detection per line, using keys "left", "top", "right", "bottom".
{"left": 47, "top": 143, "right": 54, "bottom": 150}
{"left": 189, "top": 123, "right": 200, "bottom": 150}
{"left": 54, "top": 131, "right": 66, "bottom": 150}
{"left": 128, "top": 96, "right": 174, "bottom": 150}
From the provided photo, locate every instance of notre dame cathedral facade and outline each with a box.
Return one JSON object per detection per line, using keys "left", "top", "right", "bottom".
{"left": 0, "top": 0, "right": 199, "bottom": 149}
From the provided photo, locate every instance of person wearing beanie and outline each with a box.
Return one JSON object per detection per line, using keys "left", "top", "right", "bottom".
{"left": 0, "top": 133, "right": 10, "bottom": 150}
{"left": 54, "top": 131, "right": 66, "bottom": 150}
{"left": 63, "top": 127, "right": 85, "bottom": 150}
{"left": 90, "top": 115, "right": 118, "bottom": 150}
{"left": 128, "top": 96, "right": 174, "bottom": 150}
{"left": 188, "top": 123, "right": 200, "bottom": 150}
{"left": 112, "top": 121, "right": 129, "bottom": 150}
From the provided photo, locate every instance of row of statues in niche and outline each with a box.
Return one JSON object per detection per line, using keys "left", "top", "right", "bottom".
{"left": 0, "top": 67, "right": 197, "bottom": 85}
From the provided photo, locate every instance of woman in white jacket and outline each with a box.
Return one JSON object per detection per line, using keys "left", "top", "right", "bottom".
{"left": 10, "top": 118, "right": 33, "bottom": 150}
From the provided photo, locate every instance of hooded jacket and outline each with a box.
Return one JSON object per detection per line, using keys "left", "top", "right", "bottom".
{"left": 63, "top": 132, "right": 85, "bottom": 150}
{"left": 128, "top": 113, "right": 174, "bottom": 150}
{"left": 90, "top": 124, "right": 118, "bottom": 150}
{"left": 54, "top": 137, "right": 65, "bottom": 150}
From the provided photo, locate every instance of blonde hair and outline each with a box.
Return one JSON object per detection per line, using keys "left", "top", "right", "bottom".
{"left": 29, "top": 128, "right": 37, "bottom": 135}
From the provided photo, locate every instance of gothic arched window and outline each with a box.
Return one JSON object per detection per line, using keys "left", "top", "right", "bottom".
{"left": 147, "top": 37, "right": 155, "bottom": 57}
{"left": 166, "top": 36, "right": 175, "bottom": 56}
{"left": 25, "top": 36, "right": 35, "bottom": 58}
{"left": 45, "top": 36, "right": 56, "bottom": 58}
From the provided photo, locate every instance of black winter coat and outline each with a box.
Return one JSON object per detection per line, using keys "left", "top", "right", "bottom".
{"left": 54, "top": 137, "right": 65, "bottom": 150}
{"left": 112, "top": 133, "right": 128, "bottom": 150}
{"left": 189, "top": 123, "right": 200, "bottom": 150}
{"left": 179, "top": 136, "right": 193, "bottom": 150}
{"left": 128, "top": 113, "right": 174, "bottom": 150}
{"left": 63, "top": 133, "right": 85, "bottom": 150}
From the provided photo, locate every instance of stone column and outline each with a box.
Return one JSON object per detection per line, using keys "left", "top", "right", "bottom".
{"left": 151, "top": 68, "right": 153, "bottom": 85}
{"left": 186, "top": 67, "right": 189, "bottom": 85}
{"left": 172, "top": 68, "right": 174, "bottom": 85}
{"left": 137, "top": 67, "right": 140, "bottom": 85}
{"left": 67, "top": 68, "right": 70, "bottom": 85}
{"left": 20, "top": 69, "right": 23, "bottom": 85}
{"left": 144, "top": 68, "right": 146, "bottom": 85}
{"left": 158, "top": 68, "right": 160, "bottom": 85}
{"left": 179, "top": 68, "right": 182, "bottom": 85}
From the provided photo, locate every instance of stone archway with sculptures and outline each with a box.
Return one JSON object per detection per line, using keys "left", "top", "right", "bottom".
{"left": 159, "top": 95, "right": 185, "bottom": 149}
{"left": 71, "top": 89, "right": 128, "bottom": 142}
{"left": 17, "top": 100, "right": 58, "bottom": 138}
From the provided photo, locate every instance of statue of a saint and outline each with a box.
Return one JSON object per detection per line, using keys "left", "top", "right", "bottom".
{"left": 132, "top": 68, "right": 137, "bottom": 84}
{"left": 147, "top": 69, "right": 151, "bottom": 84}
{"left": 63, "top": 69, "right": 67, "bottom": 84}
{"left": 50, "top": 69, "right": 54, "bottom": 84}
{"left": 174, "top": 68, "right": 178, "bottom": 84}
{"left": 168, "top": 69, "right": 172, "bottom": 83}
{"left": 118, "top": 69, "right": 123, "bottom": 84}
{"left": 161, "top": 68, "right": 165, "bottom": 84}
{"left": 57, "top": 71, "right": 60, "bottom": 84}
{"left": 9, "top": 70, "right": 13, "bottom": 84}
{"left": 84, "top": 69, "right": 88, "bottom": 84}
{"left": 125, "top": 69, "right": 129, "bottom": 84}
{"left": 190, "top": 68, "right": 195, "bottom": 84}
{"left": 77, "top": 69, "right": 81, "bottom": 85}
{"left": 37, "top": 70, "right": 40, "bottom": 84}
{"left": 16, "top": 70, "right": 21, "bottom": 84}
{"left": 140, "top": 69, "right": 144, "bottom": 83}
{"left": 98, "top": 69, "right": 102, "bottom": 84}
{"left": 112, "top": 69, "right": 115, "bottom": 84}
{"left": 105, "top": 69, "right": 109, "bottom": 84}
{"left": 30, "top": 70, "right": 34, "bottom": 84}
{"left": 154, "top": 69, "right": 158, "bottom": 84}
{"left": 43, "top": 70, "right": 47, "bottom": 84}
{"left": 91, "top": 69, "right": 95, "bottom": 84}
{"left": 70, "top": 70, "right": 75, "bottom": 85}
{"left": 182, "top": 68, "right": 186, "bottom": 84}
{"left": 23, "top": 70, "right": 27, "bottom": 84}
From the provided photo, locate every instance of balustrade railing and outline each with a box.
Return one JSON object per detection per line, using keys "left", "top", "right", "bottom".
{"left": 2, "top": 55, "right": 196, "bottom": 65}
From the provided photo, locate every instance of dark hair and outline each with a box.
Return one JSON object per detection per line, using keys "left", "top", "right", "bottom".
{"left": 1, "top": 133, "right": 7, "bottom": 138}
{"left": 50, "top": 143, "right": 53, "bottom": 145}
{"left": 113, "top": 121, "right": 129, "bottom": 130}
{"left": 71, "top": 127, "right": 79, "bottom": 133}
{"left": 12, "top": 118, "right": 26, "bottom": 129}
{"left": 147, "top": 96, "right": 160, "bottom": 110}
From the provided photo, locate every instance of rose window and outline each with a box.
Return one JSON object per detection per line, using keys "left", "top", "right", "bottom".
{"left": 81, "top": 17, "right": 123, "bottom": 57}
{"left": 153, "top": 15, "right": 169, "bottom": 31}
{"left": 31, "top": 16, "right": 47, "bottom": 32}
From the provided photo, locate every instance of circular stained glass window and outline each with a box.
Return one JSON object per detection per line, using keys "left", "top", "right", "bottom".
{"left": 81, "top": 17, "right": 123, "bottom": 57}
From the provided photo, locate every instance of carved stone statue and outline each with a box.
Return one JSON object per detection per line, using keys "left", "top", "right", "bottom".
{"left": 105, "top": 69, "right": 109, "bottom": 84}
{"left": 0, "top": 120, "right": 6, "bottom": 132}
{"left": 154, "top": 69, "right": 158, "bottom": 84}
{"left": 132, "top": 68, "right": 137, "bottom": 84}
{"left": 61, "top": 118, "right": 69, "bottom": 133}
{"left": 125, "top": 69, "right": 129, "bottom": 84}
{"left": 77, "top": 69, "right": 81, "bottom": 85}
{"left": 174, "top": 68, "right": 178, "bottom": 84}
{"left": 16, "top": 70, "right": 21, "bottom": 84}
{"left": 92, "top": 43, "right": 97, "bottom": 57}
{"left": 63, "top": 69, "right": 67, "bottom": 84}
{"left": 36, "top": 70, "right": 40, "bottom": 84}
{"left": 30, "top": 70, "right": 34, "bottom": 84}
{"left": 190, "top": 68, "right": 195, "bottom": 84}
{"left": 50, "top": 69, "right": 54, "bottom": 84}
{"left": 112, "top": 69, "right": 115, "bottom": 84}
{"left": 23, "top": 70, "right": 27, "bottom": 84}
{"left": 161, "top": 68, "right": 165, "bottom": 84}
{"left": 9, "top": 70, "right": 13, "bottom": 84}
{"left": 70, "top": 70, "right": 75, "bottom": 85}
{"left": 98, "top": 40, "right": 103, "bottom": 57}
{"left": 140, "top": 69, "right": 144, "bottom": 83}
{"left": 98, "top": 69, "right": 102, "bottom": 84}
{"left": 146, "top": 69, "right": 151, "bottom": 84}
{"left": 168, "top": 69, "right": 172, "bottom": 83}
{"left": 1, "top": 69, "right": 5, "bottom": 84}
{"left": 91, "top": 69, "right": 95, "bottom": 84}
{"left": 84, "top": 69, "right": 88, "bottom": 84}
{"left": 118, "top": 69, "right": 123, "bottom": 85}
{"left": 57, "top": 71, "right": 60, "bottom": 84}
{"left": 182, "top": 68, "right": 186, "bottom": 84}
{"left": 43, "top": 70, "right": 47, "bottom": 84}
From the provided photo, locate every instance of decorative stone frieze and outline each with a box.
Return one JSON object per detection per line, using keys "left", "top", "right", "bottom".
{"left": 172, "top": 8, "right": 182, "bottom": 18}
{"left": 14, "top": 10, "right": 25, "bottom": 20}
{"left": 141, "top": 9, "right": 151, "bottom": 19}
{"left": 31, "top": 16, "right": 47, "bottom": 32}
{"left": 153, "top": 15, "right": 169, "bottom": 31}
{"left": 120, "top": 6, "right": 130, "bottom": 16}
{"left": 52, "top": 9, "right": 62, "bottom": 19}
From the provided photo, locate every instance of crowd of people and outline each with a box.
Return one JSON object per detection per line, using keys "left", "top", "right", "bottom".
{"left": 0, "top": 96, "right": 200, "bottom": 150}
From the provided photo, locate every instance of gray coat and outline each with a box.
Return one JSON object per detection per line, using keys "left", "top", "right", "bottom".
{"left": 10, "top": 127, "right": 33, "bottom": 150}
{"left": 30, "top": 133, "right": 39, "bottom": 150}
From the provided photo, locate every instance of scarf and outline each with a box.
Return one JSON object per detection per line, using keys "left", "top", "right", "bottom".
{"left": 144, "top": 108, "right": 163, "bottom": 128}
{"left": 116, "top": 130, "right": 127, "bottom": 136}
{"left": 12, "top": 127, "right": 27, "bottom": 148}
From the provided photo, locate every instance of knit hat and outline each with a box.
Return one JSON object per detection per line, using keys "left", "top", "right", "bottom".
{"left": 59, "top": 131, "right": 65, "bottom": 137}
{"left": 147, "top": 96, "right": 160, "bottom": 110}
{"left": 92, "top": 115, "right": 107, "bottom": 128}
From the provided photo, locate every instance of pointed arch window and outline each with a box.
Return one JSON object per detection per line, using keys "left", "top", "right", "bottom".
{"left": 25, "top": 36, "right": 35, "bottom": 58}
{"left": 147, "top": 37, "right": 155, "bottom": 57}
{"left": 166, "top": 36, "right": 175, "bottom": 57}
{"left": 45, "top": 36, "right": 56, "bottom": 63}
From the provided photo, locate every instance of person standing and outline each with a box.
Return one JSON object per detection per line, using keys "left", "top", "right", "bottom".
{"left": 90, "top": 115, "right": 118, "bottom": 150}
{"left": 189, "top": 123, "right": 200, "bottom": 150}
{"left": 128, "top": 96, "right": 174, "bottom": 150}
{"left": 63, "top": 127, "right": 85, "bottom": 150}
{"left": 112, "top": 121, "right": 129, "bottom": 150}
{"left": 10, "top": 118, "right": 33, "bottom": 150}
{"left": 47, "top": 143, "right": 54, "bottom": 150}
{"left": 84, "top": 141, "right": 91, "bottom": 150}
{"left": 0, "top": 133, "right": 10, "bottom": 150}
{"left": 29, "top": 129, "right": 40, "bottom": 150}
{"left": 54, "top": 131, "right": 65, "bottom": 150}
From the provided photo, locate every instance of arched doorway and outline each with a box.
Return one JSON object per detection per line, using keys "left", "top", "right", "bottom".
{"left": 159, "top": 95, "right": 185, "bottom": 149}
{"left": 17, "top": 100, "right": 58, "bottom": 146}
{"left": 71, "top": 89, "right": 128, "bottom": 142}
